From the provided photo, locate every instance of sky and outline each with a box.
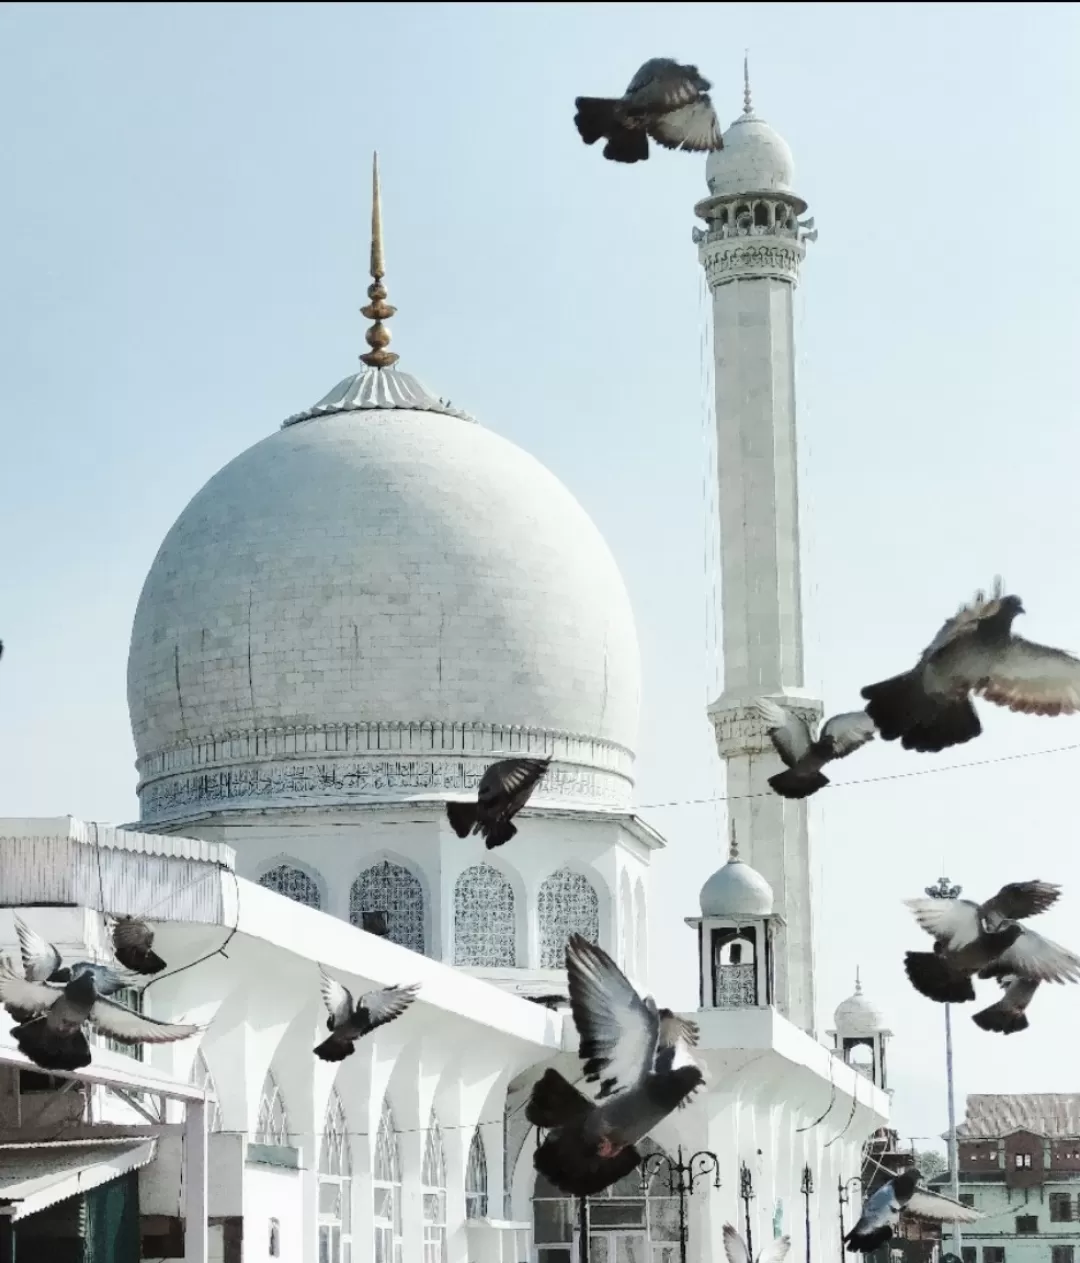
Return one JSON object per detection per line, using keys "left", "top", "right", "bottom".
{"left": 2, "top": 1, "right": 1080, "bottom": 1151}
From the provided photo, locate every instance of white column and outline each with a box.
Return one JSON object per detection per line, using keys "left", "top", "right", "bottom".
{"left": 184, "top": 1097, "right": 208, "bottom": 1263}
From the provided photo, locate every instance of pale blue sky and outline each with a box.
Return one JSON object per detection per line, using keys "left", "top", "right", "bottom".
{"left": 3, "top": 2, "right": 1080, "bottom": 1147}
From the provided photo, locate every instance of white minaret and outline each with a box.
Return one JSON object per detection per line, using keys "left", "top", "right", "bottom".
{"left": 693, "top": 62, "right": 821, "bottom": 1033}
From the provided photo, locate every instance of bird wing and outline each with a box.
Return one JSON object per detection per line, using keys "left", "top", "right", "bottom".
{"left": 111, "top": 916, "right": 154, "bottom": 952}
{"left": 88, "top": 998, "right": 200, "bottom": 1044}
{"left": 905, "top": 1189, "right": 982, "bottom": 1223}
{"left": 817, "top": 711, "right": 877, "bottom": 761}
{"left": 758, "top": 1238, "right": 792, "bottom": 1263}
{"left": 658, "top": 1009, "right": 699, "bottom": 1049}
{"left": 358, "top": 983, "right": 421, "bottom": 1034}
{"left": 14, "top": 916, "right": 62, "bottom": 982}
{"left": 320, "top": 971, "right": 355, "bottom": 1026}
{"left": 478, "top": 757, "right": 550, "bottom": 807}
{"left": 851, "top": 1182, "right": 900, "bottom": 1233}
{"left": 0, "top": 960, "right": 61, "bottom": 1013}
{"left": 993, "top": 927, "right": 1080, "bottom": 984}
{"left": 904, "top": 898, "right": 983, "bottom": 949}
{"left": 973, "top": 635, "right": 1080, "bottom": 716}
{"left": 753, "top": 698, "right": 813, "bottom": 765}
{"left": 981, "top": 881, "right": 1061, "bottom": 922}
{"left": 624, "top": 59, "right": 708, "bottom": 109}
{"left": 722, "top": 1225, "right": 750, "bottom": 1263}
{"left": 647, "top": 100, "right": 723, "bottom": 153}
{"left": 565, "top": 934, "right": 660, "bottom": 1098}
{"left": 919, "top": 578, "right": 1005, "bottom": 662}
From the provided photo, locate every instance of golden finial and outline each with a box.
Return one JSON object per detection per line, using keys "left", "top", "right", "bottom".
{"left": 360, "top": 151, "right": 399, "bottom": 370}
{"left": 728, "top": 818, "right": 740, "bottom": 862}
{"left": 743, "top": 52, "right": 753, "bottom": 115}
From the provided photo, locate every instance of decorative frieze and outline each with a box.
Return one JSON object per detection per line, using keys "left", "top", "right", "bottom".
{"left": 709, "top": 698, "right": 824, "bottom": 759}
{"left": 700, "top": 241, "right": 804, "bottom": 288}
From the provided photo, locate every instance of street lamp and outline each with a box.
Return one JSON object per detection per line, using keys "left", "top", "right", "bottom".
{"left": 837, "top": 1175, "right": 866, "bottom": 1263}
{"left": 801, "top": 1164, "right": 814, "bottom": 1263}
{"left": 740, "top": 1162, "right": 756, "bottom": 1261}
{"left": 925, "top": 876, "right": 963, "bottom": 1261}
{"left": 640, "top": 1146, "right": 722, "bottom": 1263}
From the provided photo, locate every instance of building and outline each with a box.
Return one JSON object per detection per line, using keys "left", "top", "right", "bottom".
{"left": 926, "top": 1095, "right": 1080, "bottom": 1263}
{"left": 0, "top": 74, "right": 889, "bottom": 1263}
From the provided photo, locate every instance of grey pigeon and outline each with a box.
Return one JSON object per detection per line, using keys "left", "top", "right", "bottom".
{"left": 525, "top": 934, "right": 704, "bottom": 1197}
{"left": 754, "top": 698, "right": 875, "bottom": 798}
{"left": 844, "top": 1168, "right": 980, "bottom": 1253}
{"left": 724, "top": 1224, "right": 791, "bottom": 1263}
{"left": 903, "top": 881, "right": 1080, "bottom": 1016}
{"left": 861, "top": 578, "right": 1080, "bottom": 753}
{"left": 0, "top": 958, "right": 199, "bottom": 1072}
{"left": 973, "top": 974, "right": 1041, "bottom": 1035}
{"left": 314, "top": 971, "right": 420, "bottom": 1062}
{"left": 574, "top": 58, "right": 723, "bottom": 165}
{"left": 110, "top": 915, "right": 167, "bottom": 975}
{"left": 445, "top": 756, "right": 551, "bottom": 849}
{"left": 6, "top": 917, "right": 140, "bottom": 1023}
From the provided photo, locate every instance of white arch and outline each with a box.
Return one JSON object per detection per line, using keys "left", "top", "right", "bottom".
{"left": 350, "top": 854, "right": 427, "bottom": 955}
{"left": 454, "top": 863, "right": 519, "bottom": 967}
{"left": 256, "top": 857, "right": 325, "bottom": 910}
{"left": 537, "top": 866, "right": 600, "bottom": 967}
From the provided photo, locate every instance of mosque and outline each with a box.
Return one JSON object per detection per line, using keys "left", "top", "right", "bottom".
{"left": 0, "top": 76, "right": 891, "bottom": 1263}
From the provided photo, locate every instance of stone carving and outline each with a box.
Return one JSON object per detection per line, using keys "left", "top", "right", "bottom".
{"left": 701, "top": 243, "right": 803, "bottom": 288}
{"left": 715, "top": 962, "right": 757, "bottom": 1008}
{"left": 538, "top": 868, "right": 600, "bottom": 968}
{"left": 709, "top": 698, "right": 824, "bottom": 759}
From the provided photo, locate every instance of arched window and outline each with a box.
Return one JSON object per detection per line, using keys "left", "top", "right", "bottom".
{"left": 465, "top": 1129, "right": 488, "bottom": 1220}
{"left": 319, "top": 1091, "right": 352, "bottom": 1263}
{"left": 634, "top": 878, "right": 648, "bottom": 982}
{"left": 711, "top": 928, "right": 758, "bottom": 1008}
{"left": 351, "top": 861, "right": 426, "bottom": 955}
{"left": 423, "top": 1114, "right": 447, "bottom": 1263}
{"left": 255, "top": 1071, "right": 289, "bottom": 1147}
{"left": 258, "top": 863, "right": 321, "bottom": 910}
{"left": 374, "top": 1098, "right": 402, "bottom": 1263}
{"left": 533, "top": 1137, "right": 679, "bottom": 1263}
{"left": 538, "top": 868, "right": 600, "bottom": 968}
{"left": 618, "top": 872, "right": 633, "bottom": 972}
{"left": 190, "top": 1052, "right": 223, "bottom": 1132}
{"left": 454, "top": 865, "right": 516, "bottom": 967}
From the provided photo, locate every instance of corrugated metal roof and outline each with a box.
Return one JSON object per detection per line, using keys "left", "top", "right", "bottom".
{"left": 0, "top": 1138, "right": 156, "bottom": 1221}
{"left": 282, "top": 366, "right": 475, "bottom": 427}
{"left": 957, "top": 1094, "right": 1080, "bottom": 1138}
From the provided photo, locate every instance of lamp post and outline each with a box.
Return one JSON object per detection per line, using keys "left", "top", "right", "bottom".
{"left": 640, "top": 1146, "right": 722, "bottom": 1263}
{"left": 926, "top": 876, "right": 963, "bottom": 1261}
{"left": 801, "top": 1164, "right": 814, "bottom": 1263}
{"left": 837, "top": 1175, "right": 866, "bottom": 1263}
{"left": 740, "top": 1162, "right": 756, "bottom": 1261}
{"left": 578, "top": 1196, "right": 590, "bottom": 1263}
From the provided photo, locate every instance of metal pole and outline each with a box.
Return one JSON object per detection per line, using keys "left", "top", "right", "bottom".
{"left": 183, "top": 1097, "right": 208, "bottom": 1263}
{"left": 927, "top": 876, "right": 964, "bottom": 1260}
{"left": 801, "top": 1165, "right": 813, "bottom": 1263}
{"left": 578, "top": 1196, "right": 590, "bottom": 1263}
{"left": 677, "top": 1151, "right": 689, "bottom": 1263}
{"left": 741, "top": 1164, "right": 754, "bottom": 1262}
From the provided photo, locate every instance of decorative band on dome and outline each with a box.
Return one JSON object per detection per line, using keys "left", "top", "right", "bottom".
{"left": 282, "top": 366, "right": 475, "bottom": 427}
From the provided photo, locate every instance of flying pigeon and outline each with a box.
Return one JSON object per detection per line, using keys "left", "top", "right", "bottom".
{"left": 5, "top": 917, "right": 141, "bottom": 1023}
{"left": 843, "top": 1168, "right": 980, "bottom": 1253}
{"left": 903, "top": 881, "right": 1080, "bottom": 1015}
{"left": 110, "top": 915, "right": 167, "bottom": 975}
{"left": 723, "top": 1223, "right": 791, "bottom": 1263}
{"left": 525, "top": 934, "right": 704, "bottom": 1197}
{"left": 754, "top": 698, "right": 876, "bottom": 798}
{"left": 0, "top": 959, "right": 199, "bottom": 1071}
{"left": 861, "top": 579, "right": 1080, "bottom": 753}
{"left": 574, "top": 58, "right": 723, "bottom": 165}
{"left": 973, "top": 975, "right": 1040, "bottom": 1035}
{"left": 314, "top": 971, "right": 420, "bottom": 1062}
{"left": 445, "top": 756, "right": 551, "bottom": 849}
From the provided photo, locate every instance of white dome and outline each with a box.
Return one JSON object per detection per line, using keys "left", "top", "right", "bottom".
{"left": 699, "top": 858, "right": 774, "bottom": 918}
{"left": 833, "top": 981, "right": 887, "bottom": 1037}
{"left": 127, "top": 367, "right": 641, "bottom": 825}
{"left": 706, "top": 112, "right": 796, "bottom": 199}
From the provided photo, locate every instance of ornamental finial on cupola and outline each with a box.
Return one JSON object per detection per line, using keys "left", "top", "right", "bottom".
{"left": 359, "top": 151, "right": 399, "bottom": 369}
{"left": 742, "top": 52, "right": 754, "bottom": 117}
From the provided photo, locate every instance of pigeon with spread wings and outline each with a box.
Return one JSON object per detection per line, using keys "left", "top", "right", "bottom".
{"left": 314, "top": 972, "right": 420, "bottom": 1062}
{"left": 445, "top": 756, "right": 551, "bottom": 849}
{"left": 861, "top": 579, "right": 1080, "bottom": 753}
{"left": 973, "top": 975, "right": 1041, "bottom": 1035}
{"left": 754, "top": 698, "right": 875, "bottom": 799}
{"left": 844, "top": 1168, "right": 980, "bottom": 1253}
{"left": 574, "top": 58, "right": 723, "bottom": 165}
{"left": 0, "top": 959, "right": 199, "bottom": 1072}
{"left": 724, "top": 1223, "right": 791, "bottom": 1263}
{"left": 525, "top": 934, "right": 704, "bottom": 1196}
{"left": 110, "top": 915, "right": 167, "bottom": 975}
{"left": 6, "top": 916, "right": 142, "bottom": 1023}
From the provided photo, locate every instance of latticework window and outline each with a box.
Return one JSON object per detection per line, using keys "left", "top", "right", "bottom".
{"left": 374, "top": 1099, "right": 402, "bottom": 1263}
{"left": 454, "top": 864, "right": 516, "bottom": 967}
{"left": 319, "top": 1090, "right": 352, "bottom": 1263}
{"left": 350, "top": 861, "right": 425, "bottom": 956}
{"left": 190, "top": 1053, "right": 223, "bottom": 1132}
{"left": 255, "top": 1071, "right": 289, "bottom": 1147}
{"left": 538, "top": 868, "right": 600, "bottom": 967}
{"left": 422, "top": 1114, "right": 447, "bottom": 1263}
{"left": 465, "top": 1129, "right": 488, "bottom": 1220}
{"left": 259, "top": 863, "right": 322, "bottom": 910}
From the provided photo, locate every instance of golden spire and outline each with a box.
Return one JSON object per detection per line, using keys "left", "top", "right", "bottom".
{"left": 743, "top": 51, "right": 753, "bottom": 115}
{"left": 360, "top": 151, "right": 399, "bottom": 369}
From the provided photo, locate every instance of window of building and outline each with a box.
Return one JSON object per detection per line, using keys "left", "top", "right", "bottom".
{"left": 537, "top": 868, "right": 600, "bottom": 968}
{"left": 1052, "top": 1247, "right": 1075, "bottom": 1263}
{"left": 1014, "top": 1153, "right": 1033, "bottom": 1169}
{"left": 422, "top": 1115, "right": 447, "bottom": 1263}
{"left": 983, "top": 1250, "right": 1005, "bottom": 1263}
{"left": 350, "top": 861, "right": 426, "bottom": 955}
{"left": 190, "top": 1053, "right": 224, "bottom": 1132}
{"left": 255, "top": 1071, "right": 289, "bottom": 1147}
{"left": 454, "top": 864, "right": 516, "bottom": 967}
{"left": 1015, "top": 1216, "right": 1038, "bottom": 1235}
{"left": 99, "top": 987, "right": 146, "bottom": 1062}
{"left": 1051, "top": 1193, "right": 1073, "bottom": 1222}
{"left": 465, "top": 1129, "right": 488, "bottom": 1221}
{"left": 959, "top": 1194, "right": 975, "bottom": 1208}
{"left": 319, "top": 1091, "right": 352, "bottom": 1263}
{"left": 374, "top": 1099, "right": 402, "bottom": 1263}
{"left": 962, "top": 1249, "right": 976, "bottom": 1263}
{"left": 259, "top": 863, "right": 322, "bottom": 909}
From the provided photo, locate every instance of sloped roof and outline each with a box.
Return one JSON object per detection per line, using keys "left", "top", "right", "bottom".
{"left": 956, "top": 1094, "right": 1080, "bottom": 1138}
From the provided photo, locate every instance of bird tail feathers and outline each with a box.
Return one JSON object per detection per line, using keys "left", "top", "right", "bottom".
{"left": 533, "top": 1129, "right": 643, "bottom": 1198}
{"left": 844, "top": 1225, "right": 893, "bottom": 1254}
{"left": 13, "top": 1018, "right": 92, "bottom": 1072}
{"left": 313, "top": 1032, "right": 356, "bottom": 1063}
{"left": 574, "top": 97, "right": 620, "bottom": 145}
{"left": 862, "top": 673, "right": 981, "bottom": 752}
{"left": 114, "top": 946, "right": 167, "bottom": 975}
{"left": 445, "top": 800, "right": 478, "bottom": 839}
{"left": 768, "top": 767, "right": 829, "bottom": 799}
{"left": 483, "top": 819, "right": 517, "bottom": 849}
{"left": 904, "top": 951, "right": 976, "bottom": 1003}
{"left": 525, "top": 1069, "right": 593, "bottom": 1129}
{"left": 973, "top": 1001, "right": 1029, "bottom": 1035}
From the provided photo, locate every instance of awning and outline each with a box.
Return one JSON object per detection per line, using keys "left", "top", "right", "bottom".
{"left": 0, "top": 1138, "right": 157, "bottom": 1222}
